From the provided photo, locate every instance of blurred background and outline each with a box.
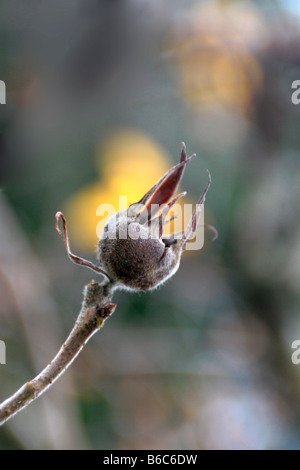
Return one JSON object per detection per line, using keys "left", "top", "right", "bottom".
{"left": 1, "top": 0, "right": 300, "bottom": 450}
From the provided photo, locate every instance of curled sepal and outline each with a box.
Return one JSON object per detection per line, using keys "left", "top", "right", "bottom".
{"left": 181, "top": 170, "right": 218, "bottom": 249}
{"left": 55, "top": 212, "right": 111, "bottom": 281}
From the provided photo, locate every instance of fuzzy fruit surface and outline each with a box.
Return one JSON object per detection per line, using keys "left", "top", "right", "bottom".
{"left": 98, "top": 213, "right": 181, "bottom": 291}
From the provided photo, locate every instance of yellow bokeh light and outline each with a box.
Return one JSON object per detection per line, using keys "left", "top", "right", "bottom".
{"left": 167, "top": 0, "right": 264, "bottom": 118}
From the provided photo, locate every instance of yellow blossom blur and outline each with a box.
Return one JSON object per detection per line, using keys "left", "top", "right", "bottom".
{"left": 167, "top": 0, "right": 265, "bottom": 118}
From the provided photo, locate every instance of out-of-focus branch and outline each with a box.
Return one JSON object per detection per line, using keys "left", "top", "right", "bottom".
{"left": 0, "top": 194, "right": 92, "bottom": 447}
{"left": 0, "top": 281, "right": 116, "bottom": 426}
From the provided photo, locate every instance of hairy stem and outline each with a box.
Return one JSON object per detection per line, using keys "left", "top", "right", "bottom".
{"left": 0, "top": 280, "right": 116, "bottom": 426}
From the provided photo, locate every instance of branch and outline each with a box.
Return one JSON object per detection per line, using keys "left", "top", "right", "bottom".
{"left": 0, "top": 280, "right": 116, "bottom": 426}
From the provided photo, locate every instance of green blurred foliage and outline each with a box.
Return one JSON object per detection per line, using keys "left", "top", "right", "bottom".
{"left": 1, "top": 0, "right": 300, "bottom": 450}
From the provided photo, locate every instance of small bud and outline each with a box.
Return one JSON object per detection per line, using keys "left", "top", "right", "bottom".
{"left": 56, "top": 143, "right": 217, "bottom": 292}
